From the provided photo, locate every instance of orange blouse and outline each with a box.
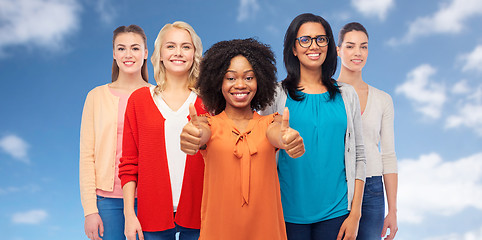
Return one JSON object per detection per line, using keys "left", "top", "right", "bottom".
{"left": 199, "top": 111, "right": 287, "bottom": 240}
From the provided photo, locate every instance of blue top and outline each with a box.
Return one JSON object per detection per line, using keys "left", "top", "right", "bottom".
{"left": 278, "top": 91, "right": 349, "bottom": 224}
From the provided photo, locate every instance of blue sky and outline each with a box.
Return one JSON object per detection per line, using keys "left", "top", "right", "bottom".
{"left": 1, "top": 0, "right": 482, "bottom": 239}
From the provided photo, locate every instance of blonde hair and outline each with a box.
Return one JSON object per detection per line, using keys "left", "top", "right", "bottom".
{"left": 151, "top": 21, "right": 203, "bottom": 94}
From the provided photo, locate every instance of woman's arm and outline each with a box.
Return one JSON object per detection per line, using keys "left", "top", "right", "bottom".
{"left": 382, "top": 173, "right": 398, "bottom": 239}
{"left": 266, "top": 108, "right": 304, "bottom": 158}
{"left": 338, "top": 85, "right": 366, "bottom": 240}
{"left": 79, "top": 91, "right": 104, "bottom": 240}
{"left": 123, "top": 181, "right": 143, "bottom": 240}
{"left": 380, "top": 94, "right": 398, "bottom": 239}
{"left": 180, "top": 104, "right": 211, "bottom": 155}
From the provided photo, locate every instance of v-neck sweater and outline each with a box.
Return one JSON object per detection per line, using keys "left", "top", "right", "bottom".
{"left": 119, "top": 87, "right": 207, "bottom": 231}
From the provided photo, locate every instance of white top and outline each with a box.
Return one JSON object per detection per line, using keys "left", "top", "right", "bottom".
{"left": 362, "top": 85, "right": 398, "bottom": 177}
{"left": 151, "top": 86, "right": 198, "bottom": 211}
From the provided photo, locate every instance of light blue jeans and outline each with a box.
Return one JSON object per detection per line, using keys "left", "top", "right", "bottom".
{"left": 356, "top": 176, "right": 385, "bottom": 240}
{"left": 97, "top": 195, "right": 137, "bottom": 240}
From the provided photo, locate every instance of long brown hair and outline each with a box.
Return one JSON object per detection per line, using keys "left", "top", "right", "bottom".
{"left": 111, "top": 25, "right": 148, "bottom": 82}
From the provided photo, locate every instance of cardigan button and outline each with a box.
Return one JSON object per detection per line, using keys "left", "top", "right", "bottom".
{"left": 347, "top": 148, "right": 350, "bottom": 152}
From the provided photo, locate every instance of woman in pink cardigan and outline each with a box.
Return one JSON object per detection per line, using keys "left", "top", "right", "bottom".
{"left": 79, "top": 25, "right": 151, "bottom": 240}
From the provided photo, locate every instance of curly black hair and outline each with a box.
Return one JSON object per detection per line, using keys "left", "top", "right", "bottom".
{"left": 197, "top": 38, "right": 277, "bottom": 115}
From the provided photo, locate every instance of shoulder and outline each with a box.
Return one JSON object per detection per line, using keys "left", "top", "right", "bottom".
{"left": 86, "top": 84, "right": 109, "bottom": 97}
{"left": 194, "top": 94, "right": 209, "bottom": 114}
{"left": 369, "top": 85, "right": 393, "bottom": 104}
{"left": 337, "top": 81, "right": 357, "bottom": 99}
{"left": 129, "top": 87, "right": 151, "bottom": 100}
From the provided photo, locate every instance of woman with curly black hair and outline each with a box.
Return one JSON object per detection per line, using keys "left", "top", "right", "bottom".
{"left": 180, "top": 38, "right": 305, "bottom": 240}
{"left": 261, "top": 13, "right": 366, "bottom": 240}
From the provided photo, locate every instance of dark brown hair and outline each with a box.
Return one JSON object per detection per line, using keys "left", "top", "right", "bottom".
{"left": 111, "top": 25, "right": 148, "bottom": 82}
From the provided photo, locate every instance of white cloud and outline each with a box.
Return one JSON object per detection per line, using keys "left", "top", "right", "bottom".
{"left": 461, "top": 45, "right": 482, "bottom": 73}
{"left": 90, "top": 0, "right": 117, "bottom": 24}
{"left": 351, "top": 0, "right": 394, "bottom": 20}
{"left": 237, "top": 0, "right": 260, "bottom": 22}
{"left": 398, "top": 152, "right": 482, "bottom": 224}
{"left": 452, "top": 80, "right": 470, "bottom": 94}
{"left": 0, "top": 0, "right": 81, "bottom": 54}
{"left": 0, "top": 134, "right": 29, "bottom": 163}
{"left": 396, "top": 64, "right": 446, "bottom": 119}
{"left": 0, "top": 184, "right": 40, "bottom": 195}
{"left": 388, "top": 0, "right": 482, "bottom": 45}
{"left": 12, "top": 209, "right": 48, "bottom": 224}
{"left": 425, "top": 225, "right": 482, "bottom": 240}
{"left": 446, "top": 85, "right": 482, "bottom": 135}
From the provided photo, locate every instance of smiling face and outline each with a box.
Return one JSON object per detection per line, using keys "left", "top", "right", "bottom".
{"left": 337, "top": 30, "right": 368, "bottom": 73}
{"left": 160, "top": 28, "right": 195, "bottom": 77}
{"left": 222, "top": 55, "right": 257, "bottom": 114}
{"left": 113, "top": 32, "right": 147, "bottom": 75}
{"left": 293, "top": 22, "right": 327, "bottom": 72}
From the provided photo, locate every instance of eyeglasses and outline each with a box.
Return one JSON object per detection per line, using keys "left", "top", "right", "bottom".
{"left": 295, "top": 35, "right": 329, "bottom": 48}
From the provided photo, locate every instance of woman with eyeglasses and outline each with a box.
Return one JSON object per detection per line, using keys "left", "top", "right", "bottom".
{"left": 261, "top": 13, "right": 366, "bottom": 240}
{"left": 337, "top": 22, "right": 398, "bottom": 240}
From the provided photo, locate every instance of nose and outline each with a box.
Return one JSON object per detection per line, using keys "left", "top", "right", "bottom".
{"left": 354, "top": 46, "right": 361, "bottom": 56}
{"left": 234, "top": 78, "right": 246, "bottom": 88}
{"left": 309, "top": 39, "right": 320, "bottom": 50}
{"left": 125, "top": 48, "right": 133, "bottom": 58}
{"left": 175, "top": 46, "right": 182, "bottom": 56}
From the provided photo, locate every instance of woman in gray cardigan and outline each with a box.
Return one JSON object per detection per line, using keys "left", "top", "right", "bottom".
{"left": 260, "top": 13, "right": 366, "bottom": 240}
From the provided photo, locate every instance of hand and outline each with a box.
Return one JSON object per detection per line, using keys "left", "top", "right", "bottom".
{"left": 180, "top": 104, "right": 204, "bottom": 155}
{"left": 280, "top": 107, "right": 304, "bottom": 158}
{"left": 125, "top": 214, "right": 144, "bottom": 240}
{"left": 84, "top": 213, "right": 103, "bottom": 240}
{"left": 382, "top": 211, "right": 398, "bottom": 239}
{"left": 336, "top": 214, "right": 360, "bottom": 240}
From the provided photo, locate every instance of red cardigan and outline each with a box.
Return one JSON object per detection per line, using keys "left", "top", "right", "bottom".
{"left": 119, "top": 87, "right": 206, "bottom": 232}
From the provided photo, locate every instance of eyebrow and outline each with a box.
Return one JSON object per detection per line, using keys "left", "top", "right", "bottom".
{"left": 165, "top": 41, "right": 193, "bottom": 45}
{"left": 226, "top": 70, "right": 254, "bottom": 73}
{"left": 116, "top": 43, "right": 141, "bottom": 47}
{"left": 345, "top": 41, "right": 368, "bottom": 45}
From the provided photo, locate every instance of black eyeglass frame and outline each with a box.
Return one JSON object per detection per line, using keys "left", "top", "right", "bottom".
{"left": 295, "top": 35, "right": 329, "bottom": 48}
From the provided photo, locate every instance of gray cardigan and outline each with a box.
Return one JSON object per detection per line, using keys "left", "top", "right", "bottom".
{"left": 260, "top": 82, "right": 366, "bottom": 210}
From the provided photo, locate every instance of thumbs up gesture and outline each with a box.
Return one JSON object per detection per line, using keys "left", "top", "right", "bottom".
{"left": 279, "top": 107, "right": 305, "bottom": 158}
{"left": 180, "top": 104, "right": 210, "bottom": 155}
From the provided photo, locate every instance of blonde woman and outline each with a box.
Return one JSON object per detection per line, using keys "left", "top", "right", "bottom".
{"left": 80, "top": 25, "right": 151, "bottom": 240}
{"left": 119, "top": 21, "right": 206, "bottom": 240}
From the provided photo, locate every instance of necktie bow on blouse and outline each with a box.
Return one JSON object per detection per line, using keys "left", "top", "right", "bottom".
{"left": 233, "top": 130, "right": 257, "bottom": 206}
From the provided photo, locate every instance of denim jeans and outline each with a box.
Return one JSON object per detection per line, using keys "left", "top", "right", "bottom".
{"left": 97, "top": 195, "right": 137, "bottom": 240}
{"left": 357, "top": 176, "right": 385, "bottom": 240}
{"left": 143, "top": 224, "right": 200, "bottom": 240}
{"left": 285, "top": 214, "right": 349, "bottom": 240}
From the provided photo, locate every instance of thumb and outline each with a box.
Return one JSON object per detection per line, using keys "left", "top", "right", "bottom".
{"left": 99, "top": 221, "right": 104, "bottom": 237}
{"left": 189, "top": 103, "right": 198, "bottom": 125}
{"left": 281, "top": 107, "right": 290, "bottom": 131}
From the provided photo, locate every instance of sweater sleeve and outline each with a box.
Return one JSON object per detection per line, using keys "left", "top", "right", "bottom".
{"left": 79, "top": 90, "right": 98, "bottom": 216}
{"left": 119, "top": 95, "right": 139, "bottom": 187}
{"left": 351, "top": 88, "right": 367, "bottom": 181}
{"left": 380, "top": 93, "right": 398, "bottom": 174}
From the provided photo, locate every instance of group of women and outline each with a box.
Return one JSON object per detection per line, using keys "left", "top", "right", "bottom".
{"left": 79, "top": 12, "right": 398, "bottom": 240}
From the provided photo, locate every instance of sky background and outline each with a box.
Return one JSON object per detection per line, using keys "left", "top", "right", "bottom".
{"left": 1, "top": 0, "right": 482, "bottom": 239}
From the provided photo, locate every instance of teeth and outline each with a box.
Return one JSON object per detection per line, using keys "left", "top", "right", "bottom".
{"left": 352, "top": 60, "right": 362, "bottom": 63}
{"left": 308, "top": 54, "right": 319, "bottom": 57}
{"left": 124, "top": 61, "right": 134, "bottom": 64}
{"left": 233, "top": 93, "right": 247, "bottom": 97}
{"left": 172, "top": 60, "right": 184, "bottom": 64}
